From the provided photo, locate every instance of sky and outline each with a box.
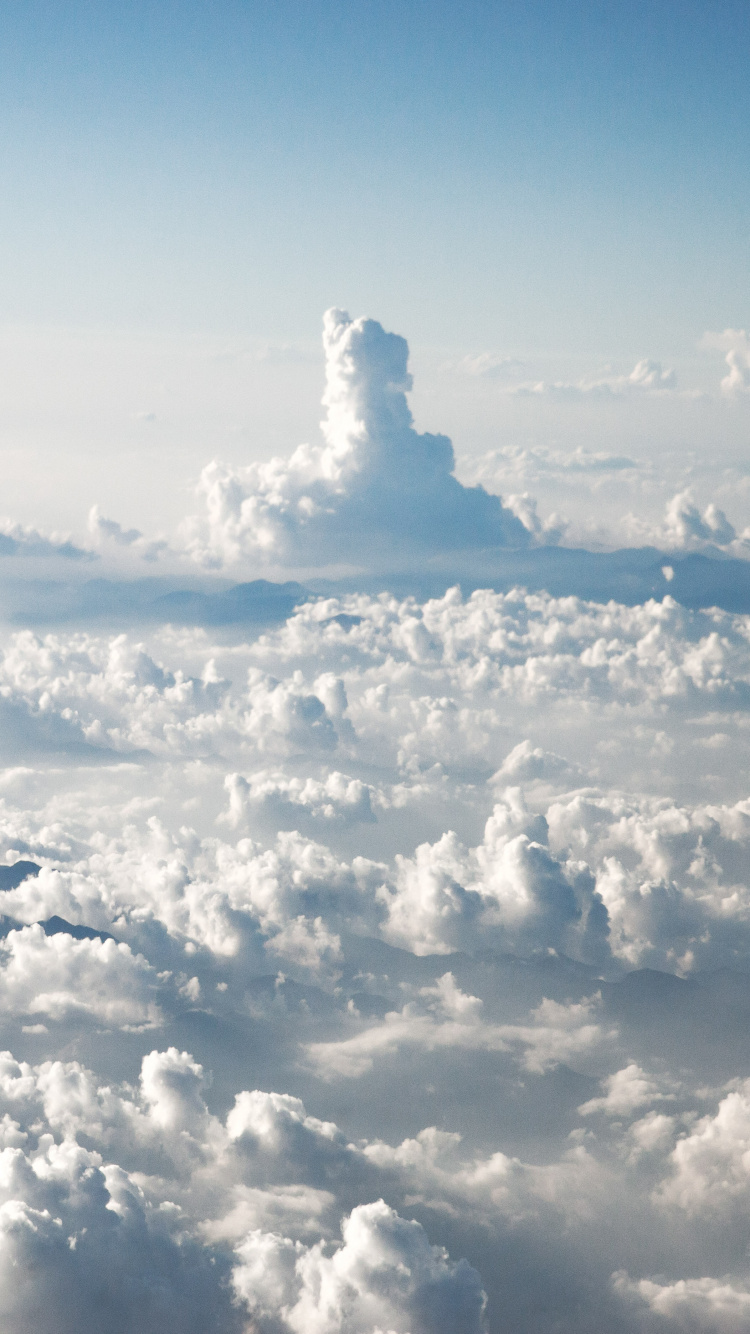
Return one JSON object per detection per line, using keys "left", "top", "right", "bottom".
{"left": 0, "top": 0, "right": 749, "bottom": 541}
{"left": 1, "top": 0, "right": 749, "bottom": 350}
{"left": 3, "top": 4, "right": 750, "bottom": 1333}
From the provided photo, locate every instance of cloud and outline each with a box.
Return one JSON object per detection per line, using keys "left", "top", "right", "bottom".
{"left": 232, "top": 1198, "right": 487, "bottom": 1334}
{"left": 377, "top": 794, "right": 609, "bottom": 963}
{"left": 7, "top": 555, "right": 750, "bottom": 1328}
{"left": 578, "top": 1062, "right": 679, "bottom": 1117}
{"left": 459, "top": 445, "right": 640, "bottom": 495}
{"left": 0, "top": 1053, "right": 238, "bottom": 1334}
{"left": 451, "top": 352, "right": 525, "bottom": 379}
{"left": 305, "top": 974, "right": 609, "bottom": 1080}
{"left": 623, "top": 488, "right": 747, "bottom": 554}
{"left": 15, "top": 300, "right": 750, "bottom": 1334}
{"left": 702, "top": 329, "right": 750, "bottom": 395}
{"left": 0, "top": 1041, "right": 493, "bottom": 1334}
{"left": 509, "top": 358, "right": 676, "bottom": 399}
{"left": 614, "top": 1272, "right": 750, "bottom": 1332}
{"left": 182, "top": 308, "right": 531, "bottom": 569}
{"left": 222, "top": 768, "right": 379, "bottom": 831}
{"left": 0, "top": 519, "right": 93, "bottom": 561}
{"left": 492, "top": 739, "right": 579, "bottom": 786}
{"left": 8, "top": 586, "right": 750, "bottom": 979}
{"left": 662, "top": 491, "right": 738, "bottom": 549}
{"left": 0, "top": 925, "right": 161, "bottom": 1027}
{"left": 88, "top": 505, "right": 169, "bottom": 563}
{"left": 450, "top": 352, "right": 675, "bottom": 397}
{"left": 657, "top": 1080, "right": 750, "bottom": 1216}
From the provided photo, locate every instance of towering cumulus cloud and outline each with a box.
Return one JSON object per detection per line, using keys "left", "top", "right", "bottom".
{"left": 185, "top": 309, "right": 530, "bottom": 568}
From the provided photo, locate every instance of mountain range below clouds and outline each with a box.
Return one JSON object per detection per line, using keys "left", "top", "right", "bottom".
{"left": 7, "top": 544, "right": 750, "bottom": 631}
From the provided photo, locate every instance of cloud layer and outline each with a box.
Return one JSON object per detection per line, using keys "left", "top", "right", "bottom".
{"left": 2, "top": 308, "right": 750, "bottom": 1331}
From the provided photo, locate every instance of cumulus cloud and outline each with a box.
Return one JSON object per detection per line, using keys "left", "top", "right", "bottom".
{"left": 0, "top": 926, "right": 161, "bottom": 1027}
{"left": 0, "top": 519, "right": 93, "bottom": 561}
{"left": 661, "top": 490, "right": 739, "bottom": 549}
{"left": 222, "top": 768, "right": 379, "bottom": 830}
{"left": 614, "top": 1272, "right": 750, "bottom": 1332}
{"left": 658, "top": 1080, "right": 750, "bottom": 1216}
{"left": 702, "top": 329, "right": 750, "bottom": 395}
{"left": 492, "top": 739, "right": 579, "bottom": 786}
{"left": 0, "top": 1041, "right": 496, "bottom": 1334}
{"left": 622, "top": 488, "right": 748, "bottom": 554}
{"left": 182, "top": 308, "right": 530, "bottom": 569}
{"left": 578, "top": 1062, "right": 679, "bottom": 1117}
{"left": 0, "top": 1053, "right": 236, "bottom": 1333}
{"left": 377, "top": 794, "right": 609, "bottom": 963}
{"left": 88, "top": 505, "right": 169, "bottom": 563}
{"left": 6, "top": 587, "right": 750, "bottom": 980}
{"left": 232, "top": 1199, "right": 487, "bottom": 1334}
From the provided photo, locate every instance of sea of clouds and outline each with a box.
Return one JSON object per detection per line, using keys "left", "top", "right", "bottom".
{"left": 0, "top": 311, "right": 750, "bottom": 1330}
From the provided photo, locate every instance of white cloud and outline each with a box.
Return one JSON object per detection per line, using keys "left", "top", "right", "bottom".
{"left": 702, "top": 329, "right": 750, "bottom": 395}
{"left": 305, "top": 977, "right": 608, "bottom": 1080}
{"left": 181, "top": 308, "right": 530, "bottom": 569}
{"left": 378, "top": 795, "right": 609, "bottom": 963}
{"left": 658, "top": 1080, "right": 750, "bottom": 1216}
{"left": 88, "top": 505, "right": 169, "bottom": 563}
{"left": 578, "top": 1063, "right": 678, "bottom": 1117}
{"left": 0, "top": 926, "right": 161, "bottom": 1027}
{"left": 3, "top": 543, "right": 750, "bottom": 1329}
{"left": 622, "top": 488, "right": 746, "bottom": 553}
{"left": 509, "top": 358, "right": 676, "bottom": 399}
{"left": 232, "top": 1198, "right": 487, "bottom": 1334}
{"left": 0, "top": 519, "right": 93, "bottom": 561}
{"left": 0, "top": 1075, "right": 232, "bottom": 1333}
{"left": 614, "top": 1271, "right": 750, "bottom": 1332}
{"left": 492, "top": 739, "right": 579, "bottom": 786}
{"left": 221, "top": 768, "right": 379, "bottom": 830}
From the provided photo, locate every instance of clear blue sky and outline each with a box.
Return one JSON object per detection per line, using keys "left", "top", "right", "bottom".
{"left": 0, "top": 0, "right": 748, "bottom": 356}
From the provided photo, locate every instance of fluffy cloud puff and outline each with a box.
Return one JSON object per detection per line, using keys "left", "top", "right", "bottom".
{"left": 3, "top": 588, "right": 750, "bottom": 772}
{"left": 0, "top": 1051, "right": 237, "bottom": 1333}
{"left": 702, "top": 328, "right": 750, "bottom": 396}
{"left": 378, "top": 793, "right": 609, "bottom": 963}
{"left": 0, "top": 1046, "right": 489, "bottom": 1334}
{"left": 614, "top": 1273, "right": 750, "bottom": 1333}
{"left": 182, "top": 308, "right": 530, "bottom": 569}
{"left": 621, "top": 489, "right": 750, "bottom": 555}
{"left": 0, "top": 926, "right": 161, "bottom": 1027}
{"left": 232, "top": 1199, "right": 487, "bottom": 1334}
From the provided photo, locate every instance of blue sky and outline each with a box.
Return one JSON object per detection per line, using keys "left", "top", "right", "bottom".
{"left": 1, "top": 0, "right": 749, "bottom": 355}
